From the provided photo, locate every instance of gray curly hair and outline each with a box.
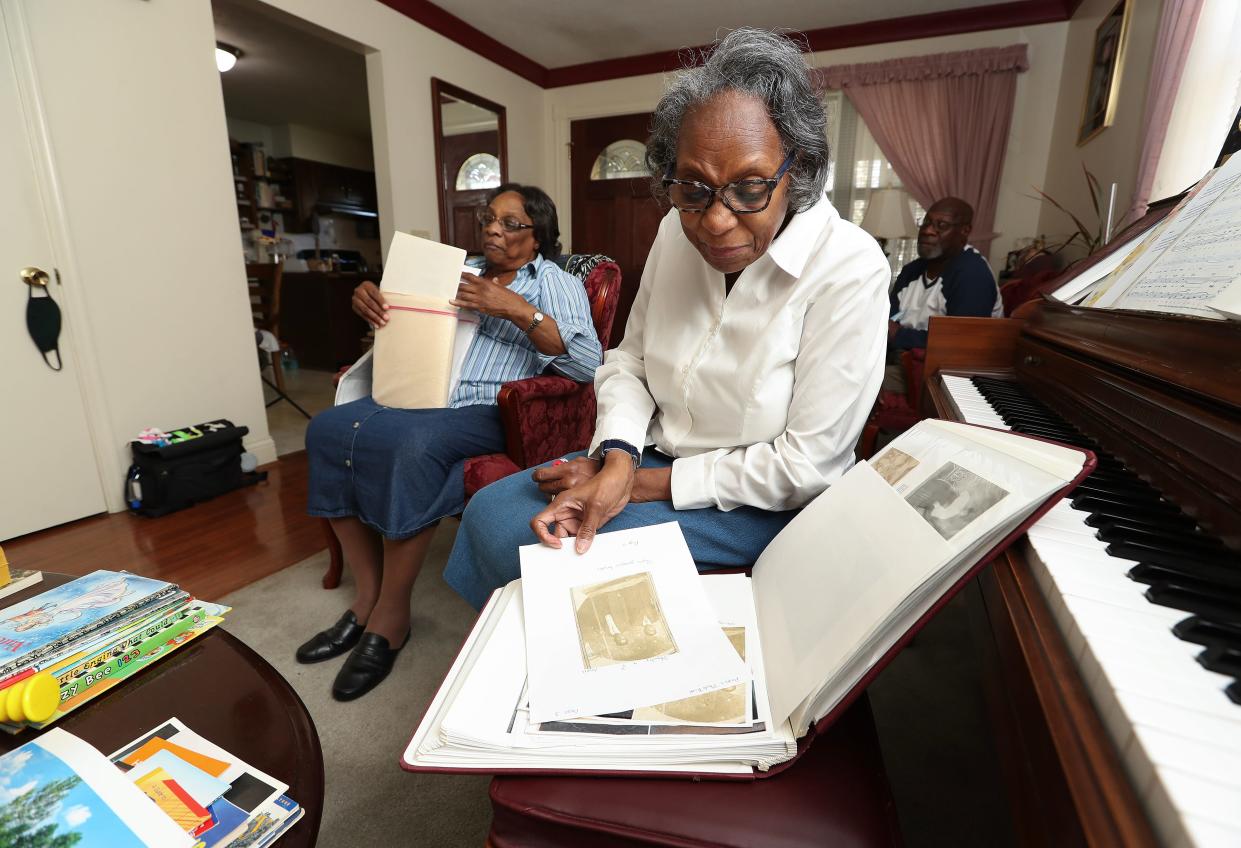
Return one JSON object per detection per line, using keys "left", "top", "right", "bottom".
{"left": 646, "top": 28, "right": 829, "bottom": 213}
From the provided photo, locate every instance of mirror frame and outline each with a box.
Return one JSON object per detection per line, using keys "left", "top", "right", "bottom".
{"left": 430, "top": 77, "right": 508, "bottom": 247}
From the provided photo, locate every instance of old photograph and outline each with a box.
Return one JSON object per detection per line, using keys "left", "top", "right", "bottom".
{"left": 632, "top": 626, "right": 748, "bottom": 724}
{"left": 872, "top": 447, "right": 919, "bottom": 486}
{"left": 571, "top": 572, "right": 678, "bottom": 670}
{"left": 905, "top": 462, "right": 1009, "bottom": 540}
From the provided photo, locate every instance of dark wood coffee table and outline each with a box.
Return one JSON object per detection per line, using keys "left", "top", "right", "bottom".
{"left": 0, "top": 574, "right": 323, "bottom": 846}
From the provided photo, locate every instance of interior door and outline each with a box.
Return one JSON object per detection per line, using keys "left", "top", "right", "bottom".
{"left": 1, "top": 10, "right": 107, "bottom": 540}
{"left": 570, "top": 113, "right": 668, "bottom": 345}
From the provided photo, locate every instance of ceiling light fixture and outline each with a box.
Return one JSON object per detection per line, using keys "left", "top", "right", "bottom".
{"left": 215, "top": 42, "right": 242, "bottom": 73}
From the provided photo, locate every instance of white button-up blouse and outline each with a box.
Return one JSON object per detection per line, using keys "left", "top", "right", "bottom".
{"left": 590, "top": 193, "right": 890, "bottom": 512}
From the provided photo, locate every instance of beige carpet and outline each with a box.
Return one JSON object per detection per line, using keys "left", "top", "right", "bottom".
{"left": 220, "top": 519, "right": 492, "bottom": 848}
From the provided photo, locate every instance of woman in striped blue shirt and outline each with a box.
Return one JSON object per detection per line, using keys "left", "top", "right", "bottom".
{"left": 298, "top": 184, "right": 603, "bottom": 701}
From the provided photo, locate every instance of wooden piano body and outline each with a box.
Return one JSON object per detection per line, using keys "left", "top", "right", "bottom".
{"left": 920, "top": 218, "right": 1241, "bottom": 846}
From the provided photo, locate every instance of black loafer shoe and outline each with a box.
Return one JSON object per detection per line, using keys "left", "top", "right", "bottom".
{"left": 295, "top": 611, "right": 365, "bottom": 664}
{"left": 331, "top": 631, "right": 410, "bottom": 701}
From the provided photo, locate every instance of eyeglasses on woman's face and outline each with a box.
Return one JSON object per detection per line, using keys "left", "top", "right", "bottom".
{"left": 662, "top": 149, "right": 797, "bottom": 214}
{"left": 476, "top": 208, "right": 534, "bottom": 234}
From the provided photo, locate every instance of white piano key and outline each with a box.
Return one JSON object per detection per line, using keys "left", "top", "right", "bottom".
{"left": 1133, "top": 725, "right": 1241, "bottom": 790}
{"left": 1183, "top": 814, "right": 1241, "bottom": 848}
{"left": 1154, "top": 768, "right": 1241, "bottom": 831}
{"left": 1088, "top": 645, "right": 1239, "bottom": 724}
{"left": 1116, "top": 690, "right": 1241, "bottom": 752}
{"left": 1027, "top": 525, "right": 1113, "bottom": 552}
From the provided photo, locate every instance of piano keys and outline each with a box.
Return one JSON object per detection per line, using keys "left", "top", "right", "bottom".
{"left": 921, "top": 238, "right": 1241, "bottom": 846}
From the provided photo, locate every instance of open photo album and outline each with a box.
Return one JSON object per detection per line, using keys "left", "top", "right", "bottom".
{"left": 403, "top": 420, "right": 1094, "bottom": 779}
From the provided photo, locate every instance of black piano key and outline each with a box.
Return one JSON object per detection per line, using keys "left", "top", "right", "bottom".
{"left": 1227, "top": 680, "right": 1241, "bottom": 706}
{"left": 1146, "top": 584, "right": 1241, "bottom": 622}
{"left": 1082, "top": 510, "right": 1198, "bottom": 533}
{"left": 1109, "top": 540, "right": 1240, "bottom": 570}
{"left": 1130, "top": 561, "right": 1241, "bottom": 592}
{"left": 1197, "top": 645, "right": 1241, "bottom": 677}
{"left": 1070, "top": 496, "right": 1183, "bottom": 521}
{"left": 1174, "top": 616, "right": 1241, "bottom": 651}
{"left": 1096, "top": 522, "right": 1228, "bottom": 555}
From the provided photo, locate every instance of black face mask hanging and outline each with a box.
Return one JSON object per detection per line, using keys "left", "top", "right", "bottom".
{"left": 26, "top": 285, "right": 63, "bottom": 371}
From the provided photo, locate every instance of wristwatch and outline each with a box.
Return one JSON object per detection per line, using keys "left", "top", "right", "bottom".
{"left": 595, "top": 439, "right": 641, "bottom": 468}
{"left": 524, "top": 310, "right": 545, "bottom": 334}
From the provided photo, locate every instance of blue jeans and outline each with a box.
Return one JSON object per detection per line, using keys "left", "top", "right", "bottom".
{"left": 443, "top": 450, "right": 799, "bottom": 609}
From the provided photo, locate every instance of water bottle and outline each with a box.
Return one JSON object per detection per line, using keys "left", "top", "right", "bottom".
{"left": 281, "top": 348, "right": 299, "bottom": 371}
{"left": 125, "top": 465, "right": 143, "bottom": 510}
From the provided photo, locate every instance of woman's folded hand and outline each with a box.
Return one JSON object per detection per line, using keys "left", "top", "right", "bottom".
{"left": 352, "top": 280, "right": 388, "bottom": 327}
{"left": 530, "top": 455, "right": 635, "bottom": 554}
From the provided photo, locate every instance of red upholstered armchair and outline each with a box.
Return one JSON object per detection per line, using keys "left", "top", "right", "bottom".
{"left": 320, "top": 255, "right": 622, "bottom": 589}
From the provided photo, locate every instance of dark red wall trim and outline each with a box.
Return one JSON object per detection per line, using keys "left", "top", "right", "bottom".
{"left": 380, "top": 0, "right": 1077, "bottom": 91}
{"left": 377, "top": 0, "right": 549, "bottom": 86}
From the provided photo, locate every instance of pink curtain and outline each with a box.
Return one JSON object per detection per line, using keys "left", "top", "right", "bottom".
{"left": 1127, "top": 0, "right": 1206, "bottom": 223}
{"left": 813, "top": 45, "right": 1029, "bottom": 257}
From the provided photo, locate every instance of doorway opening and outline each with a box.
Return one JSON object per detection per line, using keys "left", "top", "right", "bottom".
{"left": 213, "top": 0, "right": 380, "bottom": 456}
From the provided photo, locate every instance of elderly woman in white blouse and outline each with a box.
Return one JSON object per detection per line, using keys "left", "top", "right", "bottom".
{"left": 443, "top": 28, "right": 890, "bottom": 608}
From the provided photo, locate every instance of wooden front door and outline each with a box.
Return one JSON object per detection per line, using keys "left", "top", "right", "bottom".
{"left": 440, "top": 131, "right": 499, "bottom": 254}
{"left": 570, "top": 113, "right": 668, "bottom": 346}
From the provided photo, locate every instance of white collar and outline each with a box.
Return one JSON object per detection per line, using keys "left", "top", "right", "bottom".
{"left": 766, "top": 191, "right": 835, "bottom": 280}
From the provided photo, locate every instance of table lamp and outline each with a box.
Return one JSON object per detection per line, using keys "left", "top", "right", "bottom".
{"left": 860, "top": 187, "right": 917, "bottom": 255}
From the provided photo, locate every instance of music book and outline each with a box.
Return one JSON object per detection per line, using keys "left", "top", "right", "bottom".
{"left": 403, "top": 420, "right": 1095, "bottom": 779}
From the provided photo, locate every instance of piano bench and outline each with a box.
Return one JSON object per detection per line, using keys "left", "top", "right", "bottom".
{"left": 486, "top": 695, "right": 902, "bottom": 848}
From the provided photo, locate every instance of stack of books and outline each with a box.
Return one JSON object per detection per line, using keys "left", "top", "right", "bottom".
{"left": 0, "top": 720, "right": 301, "bottom": 847}
{"left": 0, "top": 570, "right": 227, "bottom": 730}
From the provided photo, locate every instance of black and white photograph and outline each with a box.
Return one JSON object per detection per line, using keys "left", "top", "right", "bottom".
{"left": 904, "top": 462, "right": 1009, "bottom": 540}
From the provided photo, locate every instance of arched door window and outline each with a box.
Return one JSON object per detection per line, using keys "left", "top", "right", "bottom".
{"left": 590, "top": 139, "right": 650, "bottom": 180}
{"left": 455, "top": 153, "right": 501, "bottom": 190}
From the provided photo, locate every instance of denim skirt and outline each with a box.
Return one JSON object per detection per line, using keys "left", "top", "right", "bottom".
{"left": 306, "top": 397, "right": 505, "bottom": 539}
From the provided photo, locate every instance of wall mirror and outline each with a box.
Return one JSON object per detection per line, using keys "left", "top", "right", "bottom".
{"left": 431, "top": 78, "right": 507, "bottom": 255}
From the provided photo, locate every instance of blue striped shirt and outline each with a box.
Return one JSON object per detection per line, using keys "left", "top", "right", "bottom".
{"left": 449, "top": 255, "right": 603, "bottom": 408}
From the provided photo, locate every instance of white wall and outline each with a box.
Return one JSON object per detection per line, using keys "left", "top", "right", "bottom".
{"left": 22, "top": 0, "right": 277, "bottom": 510}
{"left": 543, "top": 23, "right": 1071, "bottom": 268}
{"left": 258, "top": 0, "right": 547, "bottom": 256}
{"left": 1038, "top": 0, "right": 1162, "bottom": 249}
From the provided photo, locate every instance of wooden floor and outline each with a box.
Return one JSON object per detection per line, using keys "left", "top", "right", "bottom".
{"left": 3, "top": 452, "right": 328, "bottom": 601}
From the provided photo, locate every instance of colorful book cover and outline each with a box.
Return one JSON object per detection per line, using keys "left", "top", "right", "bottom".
{"left": 0, "top": 728, "right": 192, "bottom": 847}
{"left": 194, "top": 797, "right": 248, "bottom": 848}
{"left": 0, "top": 571, "right": 178, "bottom": 677}
{"left": 133, "top": 767, "right": 212, "bottom": 836}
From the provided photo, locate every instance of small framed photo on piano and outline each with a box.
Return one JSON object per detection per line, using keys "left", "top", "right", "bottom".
{"left": 1078, "top": 0, "right": 1130, "bottom": 145}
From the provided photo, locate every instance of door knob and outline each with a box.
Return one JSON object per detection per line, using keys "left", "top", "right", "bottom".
{"left": 20, "top": 267, "right": 50, "bottom": 287}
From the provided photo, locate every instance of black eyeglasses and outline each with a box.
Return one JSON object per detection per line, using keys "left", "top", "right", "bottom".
{"left": 919, "top": 216, "right": 960, "bottom": 233}
{"left": 662, "top": 149, "right": 797, "bottom": 214}
{"left": 476, "top": 209, "right": 534, "bottom": 233}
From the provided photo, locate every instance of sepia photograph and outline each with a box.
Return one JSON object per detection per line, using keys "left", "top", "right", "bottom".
{"left": 872, "top": 447, "right": 919, "bottom": 486}
{"left": 571, "top": 572, "right": 678, "bottom": 670}
{"left": 905, "top": 462, "right": 1009, "bottom": 540}
{"left": 632, "top": 626, "right": 748, "bottom": 724}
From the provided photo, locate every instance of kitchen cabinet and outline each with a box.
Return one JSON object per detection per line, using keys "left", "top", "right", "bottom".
{"left": 279, "top": 271, "right": 371, "bottom": 371}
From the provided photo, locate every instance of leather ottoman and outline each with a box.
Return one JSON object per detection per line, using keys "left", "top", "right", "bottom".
{"left": 487, "top": 695, "right": 901, "bottom": 848}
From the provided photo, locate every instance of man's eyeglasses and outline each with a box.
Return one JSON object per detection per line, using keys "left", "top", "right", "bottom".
{"left": 662, "top": 149, "right": 798, "bottom": 214}
{"left": 919, "top": 216, "right": 959, "bottom": 234}
{"left": 476, "top": 209, "right": 534, "bottom": 233}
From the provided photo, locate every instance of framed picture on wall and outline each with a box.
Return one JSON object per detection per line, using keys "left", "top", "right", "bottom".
{"left": 1078, "top": 0, "right": 1130, "bottom": 145}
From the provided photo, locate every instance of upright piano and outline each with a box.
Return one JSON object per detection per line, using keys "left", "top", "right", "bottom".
{"left": 920, "top": 212, "right": 1241, "bottom": 847}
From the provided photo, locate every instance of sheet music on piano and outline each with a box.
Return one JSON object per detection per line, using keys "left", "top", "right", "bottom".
{"left": 1090, "top": 151, "right": 1241, "bottom": 319}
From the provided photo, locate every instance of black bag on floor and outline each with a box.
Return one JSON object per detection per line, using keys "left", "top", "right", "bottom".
{"left": 126, "top": 419, "right": 264, "bottom": 517}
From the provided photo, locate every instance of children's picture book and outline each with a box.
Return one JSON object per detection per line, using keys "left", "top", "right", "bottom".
{"left": 0, "top": 571, "right": 179, "bottom": 678}
{"left": 0, "top": 728, "right": 192, "bottom": 847}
